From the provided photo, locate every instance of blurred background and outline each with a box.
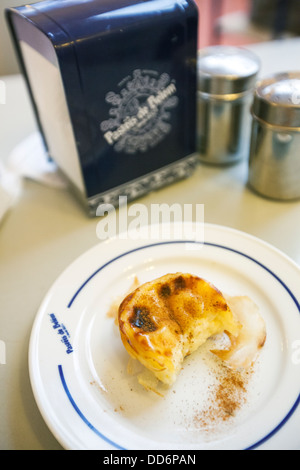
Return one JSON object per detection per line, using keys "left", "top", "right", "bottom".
{"left": 1, "top": 0, "right": 300, "bottom": 76}
{"left": 198, "top": 0, "right": 300, "bottom": 48}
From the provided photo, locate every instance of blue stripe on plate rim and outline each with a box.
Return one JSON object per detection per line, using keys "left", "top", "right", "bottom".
{"left": 57, "top": 240, "right": 300, "bottom": 450}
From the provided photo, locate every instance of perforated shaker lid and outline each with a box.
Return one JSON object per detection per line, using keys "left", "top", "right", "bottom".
{"left": 198, "top": 45, "right": 260, "bottom": 95}
{"left": 252, "top": 71, "right": 300, "bottom": 128}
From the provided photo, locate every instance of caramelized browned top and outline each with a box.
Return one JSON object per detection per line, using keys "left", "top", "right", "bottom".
{"left": 130, "top": 306, "right": 157, "bottom": 332}
{"left": 118, "top": 273, "right": 241, "bottom": 384}
{"left": 119, "top": 273, "right": 235, "bottom": 345}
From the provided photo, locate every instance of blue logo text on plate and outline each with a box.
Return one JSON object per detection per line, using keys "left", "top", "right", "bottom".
{"left": 49, "top": 313, "right": 73, "bottom": 355}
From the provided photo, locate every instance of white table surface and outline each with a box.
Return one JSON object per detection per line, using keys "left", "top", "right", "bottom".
{"left": 1, "top": 38, "right": 300, "bottom": 450}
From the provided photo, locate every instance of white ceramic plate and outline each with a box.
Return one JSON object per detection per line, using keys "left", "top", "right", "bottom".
{"left": 29, "top": 223, "right": 300, "bottom": 450}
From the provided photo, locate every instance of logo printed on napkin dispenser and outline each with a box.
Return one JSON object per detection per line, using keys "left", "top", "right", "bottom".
{"left": 101, "top": 69, "right": 178, "bottom": 154}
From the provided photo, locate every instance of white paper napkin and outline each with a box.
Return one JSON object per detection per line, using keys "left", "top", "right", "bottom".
{"left": 7, "top": 132, "right": 68, "bottom": 189}
{"left": 0, "top": 132, "right": 68, "bottom": 224}
{"left": 0, "top": 161, "right": 22, "bottom": 223}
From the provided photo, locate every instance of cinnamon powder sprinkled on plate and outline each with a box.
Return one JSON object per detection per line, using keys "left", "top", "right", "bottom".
{"left": 194, "top": 364, "right": 253, "bottom": 431}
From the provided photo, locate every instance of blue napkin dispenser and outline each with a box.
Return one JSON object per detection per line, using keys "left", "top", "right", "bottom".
{"left": 6, "top": 0, "right": 198, "bottom": 216}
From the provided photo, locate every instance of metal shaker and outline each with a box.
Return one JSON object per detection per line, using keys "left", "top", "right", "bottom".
{"left": 248, "top": 72, "right": 300, "bottom": 200}
{"left": 197, "top": 46, "right": 260, "bottom": 165}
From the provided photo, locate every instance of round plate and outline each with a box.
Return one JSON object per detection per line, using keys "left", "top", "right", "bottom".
{"left": 29, "top": 223, "right": 300, "bottom": 450}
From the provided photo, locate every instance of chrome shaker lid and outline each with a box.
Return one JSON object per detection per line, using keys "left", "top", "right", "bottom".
{"left": 198, "top": 46, "right": 260, "bottom": 95}
{"left": 252, "top": 72, "right": 300, "bottom": 128}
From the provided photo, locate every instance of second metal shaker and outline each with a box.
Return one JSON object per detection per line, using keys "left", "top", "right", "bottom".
{"left": 248, "top": 71, "right": 300, "bottom": 201}
{"left": 197, "top": 46, "right": 260, "bottom": 165}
